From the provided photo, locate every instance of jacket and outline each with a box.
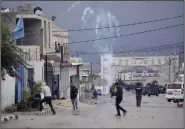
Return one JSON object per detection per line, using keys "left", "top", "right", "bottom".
{"left": 135, "top": 85, "right": 143, "bottom": 97}
{"left": 114, "top": 85, "right": 123, "bottom": 97}
{"left": 70, "top": 86, "right": 78, "bottom": 99}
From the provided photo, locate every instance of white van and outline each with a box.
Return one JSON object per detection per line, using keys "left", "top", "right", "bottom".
{"left": 166, "top": 82, "right": 184, "bottom": 102}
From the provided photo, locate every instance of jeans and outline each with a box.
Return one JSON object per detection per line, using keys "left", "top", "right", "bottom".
{"left": 115, "top": 96, "right": 126, "bottom": 115}
{"left": 71, "top": 98, "right": 78, "bottom": 110}
{"left": 40, "top": 97, "right": 55, "bottom": 114}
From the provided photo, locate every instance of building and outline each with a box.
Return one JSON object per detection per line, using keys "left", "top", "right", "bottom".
{"left": 1, "top": 6, "right": 83, "bottom": 107}
{"left": 101, "top": 55, "right": 179, "bottom": 94}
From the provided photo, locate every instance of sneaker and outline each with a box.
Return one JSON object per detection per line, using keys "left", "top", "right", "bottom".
{"left": 52, "top": 112, "right": 56, "bottom": 115}
{"left": 123, "top": 110, "right": 127, "bottom": 116}
{"left": 115, "top": 114, "right": 121, "bottom": 116}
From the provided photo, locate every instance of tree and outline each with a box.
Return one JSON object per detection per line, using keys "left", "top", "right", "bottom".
{"left": 1, "top": 20, "right": 29, "bottom": 78}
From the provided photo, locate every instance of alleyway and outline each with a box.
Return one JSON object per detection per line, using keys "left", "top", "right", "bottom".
{"left": 2, "top": 92, "right": 183, "bottom": 128}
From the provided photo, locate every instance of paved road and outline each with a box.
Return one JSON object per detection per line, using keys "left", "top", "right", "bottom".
{"left": 2, "top": 92, "right": 183, "bottom": 128}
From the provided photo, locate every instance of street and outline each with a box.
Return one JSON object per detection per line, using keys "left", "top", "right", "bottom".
{"left": 2, "top": 91, "right": 183, "bottom": 128}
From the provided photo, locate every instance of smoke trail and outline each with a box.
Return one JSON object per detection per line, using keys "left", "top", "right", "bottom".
{"left": 107, "top": 12, "right": 113, "bottom": 33}
{"left": 81, "top": 7, "right": 94, "bottom": 29}
{"left": 80, "top": 7, "right": 121, "bottom": 93}
{"left": 68, "top": 1, "right": 81, "bottom": 12}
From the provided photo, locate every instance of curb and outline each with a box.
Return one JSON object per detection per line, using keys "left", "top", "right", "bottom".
{"left": 1, "top": 114, "right": 18, "bottom": 123}
{"left": 37, "top": 108, "right": 59, "bottom": 115}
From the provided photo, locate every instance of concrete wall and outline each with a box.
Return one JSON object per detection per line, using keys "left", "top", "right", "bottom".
{"left": 27, "top": 60, "right": 45, "bottom": 82}
{"left": 17, "top": 45, "right": 40, "bottom": 61}
{"left": 60, "top": 67, "right": 69, "bottom": 98}
{"left": 69, "top": 67, "right": 77, "bottom": 76}
{"left": 1, "top": 74, "right": 16, "bottom": 110}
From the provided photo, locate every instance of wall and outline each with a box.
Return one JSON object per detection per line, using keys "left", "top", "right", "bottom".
{"left": 17, "top": 45, "right": 40, "bottom": 61}
{"left": 69, "top": 67, "right": 77, "bottom": 76}
{"left": 60, "top": 67, "right": 69, "bottom": 98}
{"left": 27, "top": 60, "right": 45, "bottom": 82}
{"left": 1, "top": 74, "right": 16, "bottom": 110}
{"left": 16, "top": 18, "right": 42, "bottom": 46}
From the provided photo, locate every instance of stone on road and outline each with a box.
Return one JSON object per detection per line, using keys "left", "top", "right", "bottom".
{"left": 2, "top": 93, "right": 183, "bottom": 128}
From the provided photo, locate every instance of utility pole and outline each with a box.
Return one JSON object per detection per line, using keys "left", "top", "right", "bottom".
{"left": 90, "top": 62, "right": 93, "bottom": 83}
{"left": 178, "top": 51, "right": 181, "bottom": 74}
{"left": 60, "top": 45, "right": 64, "bottom": 63}
{"left": 90, "top": 62, "right": 94, "bottom": 90}
{"left": 45, "top": 55, "right": 48, "bottom": 85}
{"left": 168, "top": 57, "right": 171, "bottom": 83}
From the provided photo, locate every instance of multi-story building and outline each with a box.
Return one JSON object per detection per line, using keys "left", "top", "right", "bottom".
{"left": 1, "top": 6, "right": 81, "bottom": 103}
{"left": 101, "top": 55, "right": 179, "bottom": 94}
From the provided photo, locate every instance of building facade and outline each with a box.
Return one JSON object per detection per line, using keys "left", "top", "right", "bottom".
{"left": 101, "top": 55, "right": 179, "bottom": 94}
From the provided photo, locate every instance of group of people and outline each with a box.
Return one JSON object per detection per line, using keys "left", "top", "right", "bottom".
{"left": 39, "top": 81, "right": 143, "bottom": 116}
{"left": 39, "top": 82, "right": 79, "bottom": 115}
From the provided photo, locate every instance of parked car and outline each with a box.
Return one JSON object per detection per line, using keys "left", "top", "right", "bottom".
{"left": 166, "top": 82, "right": 184, "bottom": 103}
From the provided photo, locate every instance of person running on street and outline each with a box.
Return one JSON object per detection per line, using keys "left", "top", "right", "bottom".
{"left": 114, "top": 82, "right": 127, "bottom": 116}
{"left": 70, "top": 85, "right": 78, "bottom": 110}
{"left": 40, "top": 82, "right": 56, "bottom": 115}
{"left": 135, "top": 82, "right": 143, "bottom": 107}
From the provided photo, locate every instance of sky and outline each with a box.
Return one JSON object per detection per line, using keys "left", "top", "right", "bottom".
{"left": 2, "top": 1, "right": 184, "bottom": 72}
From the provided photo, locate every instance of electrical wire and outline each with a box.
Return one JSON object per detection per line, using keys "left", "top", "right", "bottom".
{"left": 70, "top": 41, "right": 184, "bottom": 55}
{"left": 52, "top": 15, "right": 184, "bottom": 32}
{"left": 67, "top": 24, "right": 183, "bottom": 44}
{"left": 2, "top": 9, "right": 183, "bottom": 46}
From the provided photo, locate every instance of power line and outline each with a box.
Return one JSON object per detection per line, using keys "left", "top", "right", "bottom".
{"left": 52, "top": 15, "right": 183, "bottom": 32}
{"left": 2, "top": 9, "right": 183, "bottom": 46}
{"left": 67, "top": 24, "right": 183, "bottom": 44}
{"left": 70, "top": 41, "right": 184, "bottom": 55}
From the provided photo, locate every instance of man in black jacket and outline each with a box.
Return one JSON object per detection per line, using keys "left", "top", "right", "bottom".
{"left": 114, "top": 82, "right": 127, "bottom": 116}
{"left": 70, "top": 86, "right": 78, "bottom": 110}
{"left": 135, "top": 82, "right": 143, "bottom": 107}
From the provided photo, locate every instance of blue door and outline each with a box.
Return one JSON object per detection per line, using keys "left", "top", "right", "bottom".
{"left": 15, "top": 65, "right": 25, "bottom": 103}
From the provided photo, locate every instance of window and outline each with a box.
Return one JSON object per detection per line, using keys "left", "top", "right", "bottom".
{"left": 167, "top": 84, "right": 182, "bottom": 89}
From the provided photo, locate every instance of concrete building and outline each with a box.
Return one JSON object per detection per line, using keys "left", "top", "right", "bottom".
{"left": 1, "top": 6, "right": 82, "bottom": 107}
{"left": 101, "top": 55, "right": 179, "bottom": 94}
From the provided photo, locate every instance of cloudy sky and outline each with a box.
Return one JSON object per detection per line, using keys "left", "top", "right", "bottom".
{"left": 2, "top": 1, "right": 184, "bottom": 72}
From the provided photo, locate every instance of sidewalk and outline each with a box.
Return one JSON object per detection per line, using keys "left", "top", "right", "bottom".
{"left": 1, "top": 113, "right": 18, "bottom": 123}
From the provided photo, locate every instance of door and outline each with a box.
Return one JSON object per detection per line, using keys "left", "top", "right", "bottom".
{"left": 52, "top": 74, "right": 59, "bottom": 99}
{"left": 15, "top": 65, "right": 24, "bottom": 104}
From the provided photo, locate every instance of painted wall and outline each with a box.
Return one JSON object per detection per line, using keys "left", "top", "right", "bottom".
{"left": 1, "top": 74, "right": 16, "bottom": 110}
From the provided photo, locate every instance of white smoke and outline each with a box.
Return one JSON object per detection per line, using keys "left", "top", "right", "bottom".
{"left": 68, "top": 1, "right": 81, "bottom": 12}
{"left": 67, "top": 3, "right": 120, "bottom": 93}
{"left": 81, "top": 7, "right": 94, "bottom": 29}
{"left": 82, "top": 8, "right": 120, "bottom": 91}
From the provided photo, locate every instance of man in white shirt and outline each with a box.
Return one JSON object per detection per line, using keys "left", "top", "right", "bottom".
{"left": 39, "top": 82, "right": 56, "bottom": 115}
